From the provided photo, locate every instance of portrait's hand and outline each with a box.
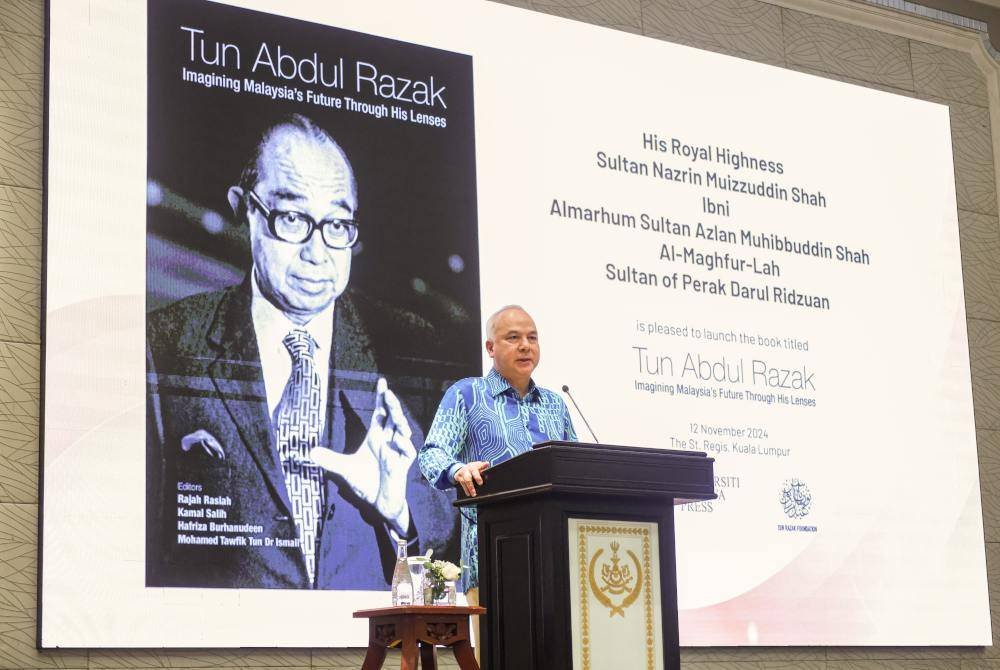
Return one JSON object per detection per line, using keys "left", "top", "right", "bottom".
{"left": 310, "top": 378, "right": 415, "bottom": 536}
{"left": 454, "top": 461, "right": 489, "bottom": 497}
{"left": 181, "top": 429, "right": 225, "bottom": 459}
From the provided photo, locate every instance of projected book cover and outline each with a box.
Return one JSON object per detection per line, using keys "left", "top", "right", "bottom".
{"left": 144, "top": 0, "right": 479, "bottom": 590}
{"left": 42, "top": 0, "right": 988, "bottom": 648}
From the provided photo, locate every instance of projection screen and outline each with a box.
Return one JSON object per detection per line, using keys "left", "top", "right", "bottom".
{"left": 41, "top": 0, "right": 990, "bottom": 648}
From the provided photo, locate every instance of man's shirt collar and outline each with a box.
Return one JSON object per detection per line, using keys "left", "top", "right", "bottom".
{"left": 486, "top": 366, "right": 539, "bottom": 400}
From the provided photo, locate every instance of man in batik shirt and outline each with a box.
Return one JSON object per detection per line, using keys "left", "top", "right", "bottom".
{"left": 418, "top": 304, "right": 577, "bottom": 658}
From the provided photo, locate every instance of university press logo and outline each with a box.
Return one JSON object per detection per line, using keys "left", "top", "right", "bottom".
{"left": 779, "top": 478, "right": 812, "bottom": 519}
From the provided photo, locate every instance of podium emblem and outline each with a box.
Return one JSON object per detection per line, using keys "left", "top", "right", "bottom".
{"left": 588, "top": 540, "right": 642, "bottom": 617}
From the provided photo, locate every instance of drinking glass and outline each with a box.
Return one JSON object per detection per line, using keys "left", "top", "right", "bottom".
{"left": 407, "top": 558, "right": 426, "bottom": 605}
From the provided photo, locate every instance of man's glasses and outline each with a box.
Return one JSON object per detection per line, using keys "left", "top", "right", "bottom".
{"left": 247, "top": 190, "right": 359, "bottom": 249}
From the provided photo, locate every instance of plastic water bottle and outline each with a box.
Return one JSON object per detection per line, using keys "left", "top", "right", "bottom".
{"left": 391, "top": 538, "right": 413, "bottom": 605}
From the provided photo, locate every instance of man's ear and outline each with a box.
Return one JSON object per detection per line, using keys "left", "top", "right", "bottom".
{"left": 227, "top": 186, "right": 244, "bottom": 221}
{"left": 485, "top": 339, "right": 495, "bottom": 359}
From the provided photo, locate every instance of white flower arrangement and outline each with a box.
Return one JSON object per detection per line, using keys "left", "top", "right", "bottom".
{"left": 437, "top": 560, "right": 463, "bottom": 582}
{"left": 414, "top": 551, "right": 467, "bottom": 602}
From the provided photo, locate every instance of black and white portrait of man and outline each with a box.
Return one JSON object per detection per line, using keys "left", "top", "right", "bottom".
{"left": 145, "top": 0, "right": 479, "bottom": 590}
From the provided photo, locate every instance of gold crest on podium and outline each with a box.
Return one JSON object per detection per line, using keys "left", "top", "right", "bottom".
{"left": 588, "top": 540, "right": 643, "bottom": 617}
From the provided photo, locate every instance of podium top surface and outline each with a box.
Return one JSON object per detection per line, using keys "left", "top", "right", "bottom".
{"left": 533, "top": 440, "right": 700, "bottom": 457}
{"left": 455, "top": 440, "right": 715, "bottom": 508}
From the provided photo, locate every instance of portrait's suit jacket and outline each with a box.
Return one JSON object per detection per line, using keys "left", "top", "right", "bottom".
{"left": 146, "top": 279, "right": 455, "bottom": 589}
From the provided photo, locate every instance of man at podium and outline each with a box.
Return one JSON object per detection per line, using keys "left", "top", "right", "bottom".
{"left": 418, "top": 305, "right": 577, "bottom": 654}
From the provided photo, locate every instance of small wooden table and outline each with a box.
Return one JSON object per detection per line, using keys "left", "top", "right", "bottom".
{"left": 354, "top": 605, "right": 485, "bottom": 670}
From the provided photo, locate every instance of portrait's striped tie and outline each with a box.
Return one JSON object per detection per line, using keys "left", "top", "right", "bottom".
{"left": 275, "top": 329, "right": 325, "bottom": 585}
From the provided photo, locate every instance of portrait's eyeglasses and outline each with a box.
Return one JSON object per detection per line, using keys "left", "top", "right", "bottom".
{"left": 247, "top": 190, "right": 359, "bottom": 249}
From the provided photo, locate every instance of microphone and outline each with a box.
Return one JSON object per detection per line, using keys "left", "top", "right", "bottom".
{"left": 561, "top": 384, "right": 600, "bottom": 443}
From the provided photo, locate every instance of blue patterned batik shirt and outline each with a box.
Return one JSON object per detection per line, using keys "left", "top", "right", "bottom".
{"left": 418, "top": 367, "right": 577, "bottom": 590}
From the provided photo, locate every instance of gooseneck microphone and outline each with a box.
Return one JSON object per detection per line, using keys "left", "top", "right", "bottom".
{"left": 561, "top": 384, "right": 600, "bottom": 444}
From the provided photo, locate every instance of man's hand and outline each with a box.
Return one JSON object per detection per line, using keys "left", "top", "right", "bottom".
{"left": 454, "top": 461, "right": 489, "bottom": 497}
{"left": 310, "top": 378, "right": 415, "bottom": 536}
{"left": 181, "top": 429, "right": 225, "bottom": 459}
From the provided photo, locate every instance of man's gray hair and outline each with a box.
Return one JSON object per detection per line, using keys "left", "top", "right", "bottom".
{"left": 485, "top": 304, "right": 528, "bottom": 341}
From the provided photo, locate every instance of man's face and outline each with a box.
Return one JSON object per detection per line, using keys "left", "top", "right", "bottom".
{"left": 234, "top": 126, "right": 357, "bottom": 323}
{"left": 486, "top": 308, "right": 540, "bottom": 389}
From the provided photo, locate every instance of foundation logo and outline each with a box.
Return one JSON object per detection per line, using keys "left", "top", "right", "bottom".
{"left": 780, "top": 478, "right": 812, "bottom": 518}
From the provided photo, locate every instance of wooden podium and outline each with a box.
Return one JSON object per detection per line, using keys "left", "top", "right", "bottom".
{"left": 455, "top": 441, "right": 715, "bottom": 670}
